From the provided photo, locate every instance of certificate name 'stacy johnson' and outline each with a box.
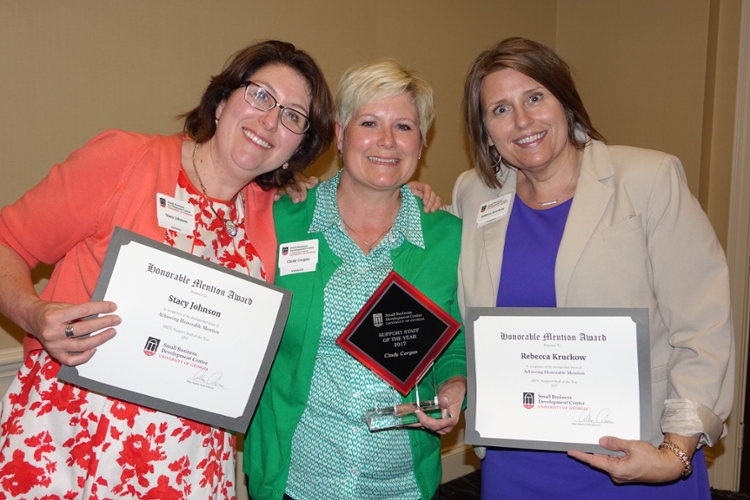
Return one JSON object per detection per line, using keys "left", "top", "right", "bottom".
{"left": 148, "top": 262, "right": 254, "bottom": 310}
{"left": 145, "top": 262, "right": 255, "bottom": 374}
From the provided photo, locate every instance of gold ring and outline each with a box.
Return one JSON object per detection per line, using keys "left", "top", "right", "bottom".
{"left": 64, "top": 323, "right": 75, "bottom": 337}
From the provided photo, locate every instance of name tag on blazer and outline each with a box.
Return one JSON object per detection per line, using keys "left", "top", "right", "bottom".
{"left": 476, "top": 194, "right": 511, "bottom": 227}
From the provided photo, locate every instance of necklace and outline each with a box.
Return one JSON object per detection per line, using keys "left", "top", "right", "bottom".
{"left": 191, "top": 142, "right": 240, "bottom": 237}
{"left": 341, "top": 217, "right": 393, "bottom": 254}
{"left": 526, "top": 151, "right": 581, "bottom": 207}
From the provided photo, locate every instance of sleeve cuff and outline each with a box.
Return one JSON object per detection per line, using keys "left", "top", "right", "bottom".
{"left": 660, "top": 398, "right": 725, "bottom": 447}
{"left": 434, "top": 358, "right": 467, "bottom": 386}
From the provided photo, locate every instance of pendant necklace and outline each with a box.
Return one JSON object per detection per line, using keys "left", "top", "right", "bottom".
{"left": 341, "top": 217, "right": 393, "bottom": 254}
{"left": 191, "top": 142, "right": 240, "bottom": 237}
{"left": 527, "top": 150, "right": 581, "bottom": 207}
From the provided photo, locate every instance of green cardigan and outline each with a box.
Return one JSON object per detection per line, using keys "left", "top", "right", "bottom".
{"left": 244, "top": 185, "right": 465, "bottom": 500}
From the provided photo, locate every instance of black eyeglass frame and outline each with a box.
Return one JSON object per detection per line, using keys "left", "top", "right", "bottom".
{"left": 239, "top": 81, "right": 311, "bottom": 135}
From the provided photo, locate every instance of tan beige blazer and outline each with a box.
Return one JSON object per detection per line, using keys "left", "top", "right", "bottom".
{"left": 451, "top": 139, "right": 734, "bottom": 446}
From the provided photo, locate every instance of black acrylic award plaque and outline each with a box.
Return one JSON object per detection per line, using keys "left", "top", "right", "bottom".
{"left": 336, "top": 271, "right": 460, "bottom": 396}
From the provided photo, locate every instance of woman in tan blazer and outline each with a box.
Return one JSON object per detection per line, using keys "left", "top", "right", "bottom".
{"left": 453, "top": 37, "right": 733, "bottom": 499}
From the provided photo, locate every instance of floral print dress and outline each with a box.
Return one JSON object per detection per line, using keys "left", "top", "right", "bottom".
{"left": 0, "top": 168, "right": 264, "bottom": 499}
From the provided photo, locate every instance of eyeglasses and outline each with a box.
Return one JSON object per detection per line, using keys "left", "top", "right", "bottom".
{"left": 240, "top": 81, "right": 311, "bottom": 135}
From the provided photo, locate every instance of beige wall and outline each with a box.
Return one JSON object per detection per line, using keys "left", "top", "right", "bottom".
{"left": 701, "top": 0, "right": 742, "bottom": 245}
{"left": 555, "top": 0, "right": 741, "bottom": 247}
{"left": 557, "top": 0, "right": 711, "bottom": 192}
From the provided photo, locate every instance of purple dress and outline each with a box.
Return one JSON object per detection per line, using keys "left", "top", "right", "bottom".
{"left": 481, "top": 196, "right": 710, "bottom": 499}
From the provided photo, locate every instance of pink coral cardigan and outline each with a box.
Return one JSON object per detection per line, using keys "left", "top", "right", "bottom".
{"left": 0, "top": 130, "right": 277, "bottom": 361}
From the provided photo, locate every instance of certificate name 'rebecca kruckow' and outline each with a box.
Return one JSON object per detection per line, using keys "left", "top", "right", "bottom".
{"left": 473, "top": 314, "right": 641, "bottom": 445}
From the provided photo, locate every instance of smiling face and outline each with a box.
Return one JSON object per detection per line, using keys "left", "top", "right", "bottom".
{"left": 212, "top": 64, "right": 310, "bottom": 184}
{"left": 481, "top": 68, "right": 574, "bottom": 177}
{"left": 337, "top": 93, "right": 422, "bottom": 195}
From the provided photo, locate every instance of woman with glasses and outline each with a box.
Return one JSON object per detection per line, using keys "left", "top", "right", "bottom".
{"left": 244, "top": 59, "right": 466, "bottom": 500}
{"left": 0, "top": 40, "right": 333, "bottom": 498}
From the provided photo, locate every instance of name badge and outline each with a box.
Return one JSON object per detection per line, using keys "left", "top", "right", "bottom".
{"left": 156, "top": 193, "right": 195, "bottom": 234}
{"left": 476, "top": 194, "right": 512, "bottom": 227}
{"left": 278, "top": 239, "right": 318, "bottom": 276}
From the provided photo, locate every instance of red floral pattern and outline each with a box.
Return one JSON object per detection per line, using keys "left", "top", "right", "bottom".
{"left": 168, "top": 170, "right": 265, "bottom": 281}
{"left": 0, "top": 172, "right": 265, "bottom": 498}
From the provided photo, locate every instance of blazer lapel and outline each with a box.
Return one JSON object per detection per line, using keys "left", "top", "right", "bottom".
{"left": 555, "top": 143, "right": 614, "bottom": 305}
{"left": 481, "top": 169, "right": 517, "bottom": 306}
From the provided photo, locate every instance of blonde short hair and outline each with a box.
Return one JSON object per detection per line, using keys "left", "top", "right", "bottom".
{"left": 336, "top": 59, "right": 434, "bottom": 143}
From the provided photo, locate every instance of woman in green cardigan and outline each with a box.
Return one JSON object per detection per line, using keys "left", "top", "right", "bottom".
{"left": 245, "top": 59, "right": 466, "bottom": 500}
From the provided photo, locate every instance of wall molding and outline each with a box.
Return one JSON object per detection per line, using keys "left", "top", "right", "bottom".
{"left": 0, "top": 347, "right": 23, "bottom": 398}
{"left": 709, "top": 0, "right": 750, "bottom": 491}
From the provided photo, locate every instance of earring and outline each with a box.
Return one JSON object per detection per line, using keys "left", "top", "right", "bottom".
{"left": 282, "top": 162, "right": 289, "bottom": 170}
{"left": 491, "top": 152, "right": 503, "bottom": 170}
{"left": 215, "top": 118, "right": 219, "bottom": 125}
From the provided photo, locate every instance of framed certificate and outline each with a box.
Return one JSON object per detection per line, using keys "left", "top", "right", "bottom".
{"left": 464, "top": 307, "right": 651, "bottom": 454}
{"left": 58, "top": 227, "right": 291, "bottom": 433}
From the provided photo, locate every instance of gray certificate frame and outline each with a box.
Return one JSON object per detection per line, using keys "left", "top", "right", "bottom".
{"left": 464, "top": 307, "right": 651, "bottom": 454}
{"left": 58, "top": 227, "right": 292, "bottom": 433}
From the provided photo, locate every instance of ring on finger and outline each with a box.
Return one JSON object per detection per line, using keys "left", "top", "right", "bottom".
{"left": 64, "top": 323, "right": 75, "bottom": 338}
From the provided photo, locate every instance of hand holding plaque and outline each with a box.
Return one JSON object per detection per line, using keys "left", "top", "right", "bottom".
{"left": 336, "top": 271, "right": 460, "bottom": 431}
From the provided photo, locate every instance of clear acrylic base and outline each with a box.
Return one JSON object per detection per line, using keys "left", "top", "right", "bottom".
{"left": 365, "top": 397, "right": 443, "bottom": 431}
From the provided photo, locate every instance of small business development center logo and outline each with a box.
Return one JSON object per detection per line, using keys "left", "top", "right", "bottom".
{"left": 372, "top": 313, "right": 383, "bottom": 327}
{"left": 523, "top": 392, "right": 535, "bottom": 409}
{"left": 144, "top": 337, "right": 161, "bottom": 357}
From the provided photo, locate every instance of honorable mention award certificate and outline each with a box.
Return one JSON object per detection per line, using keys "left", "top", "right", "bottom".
{"left": 464, "top": 308, "right": 651, "bottom": 454}
{"left": 58, "top": 228, "right": 291, "bottom": 433}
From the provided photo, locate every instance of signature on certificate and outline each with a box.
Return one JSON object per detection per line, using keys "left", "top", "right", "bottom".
{"left": 578, "top": 408, "right": 615, "bottom": 424}
{"left": 191, "top": 370, "right": 226, "bottom": 389}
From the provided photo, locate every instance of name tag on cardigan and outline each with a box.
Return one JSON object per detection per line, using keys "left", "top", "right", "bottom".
{"left": 278, "top": 239, "right": 318, "bottom": 276}
{"left": 156, "top": 193, "right": 195, "bottom": 234}
{"left": 476, "top": 194, "right": 511, "bottom": 227}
